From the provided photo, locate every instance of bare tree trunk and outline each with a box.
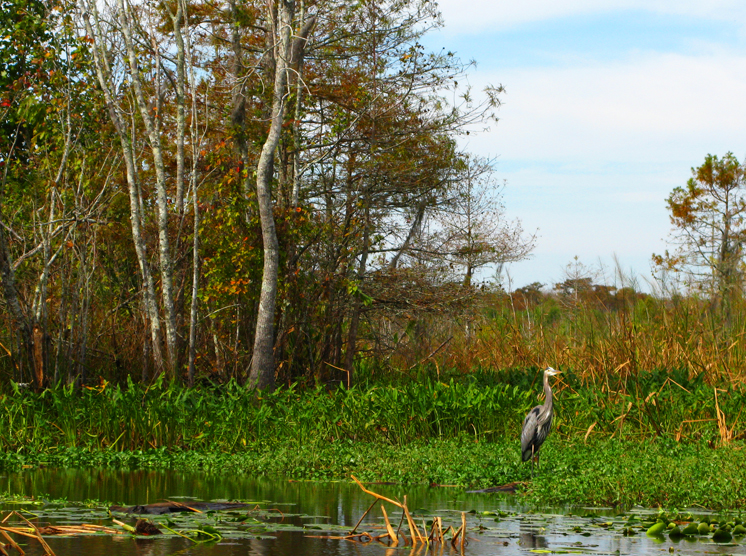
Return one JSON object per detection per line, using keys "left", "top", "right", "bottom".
{"left": 0, "top": 114, "right": 38, "bottom": 387}
{"left": 187, "top": 180, "right": 200, "bottom": 386}
{"left": 117, "top": 0, "right": 179, "bottom": 380}
{"left": 83, "top": 6, "right": 165, "bottom": 375}
{"left": 141, "top": 312, "right": 151, "bottom": 383}
{"left": 77, "top": 233, "right": 94, "bottom": 385}
{"left": 389, "top": 199, "right": 426, "bottom": 269}
{"left": 290, "top": 3, "right": 314, "bottom": 208}
{"left": 54, "top": 257, "right": 68, "bottom": 384}
{"left": 228, "top": 0, "right": 252, "bottom": 208}
{"left": 170, "top": 0, "right": 187, "bottom": 219}
{"left": 183, "top": 0, "right": 200, "bottom": 387}
{"left": 0, "top": 212, "right": 36, "bottom": 387}
{"left": 248, "top": 0, "right": 295, "bottom": 390}
{"left": 343, "top": 207, "right": 370, "bottom": 384}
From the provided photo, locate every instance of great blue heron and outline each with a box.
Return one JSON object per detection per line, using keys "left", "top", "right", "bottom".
{"left": 521, "top": 367, "right": 562, "bottom": 477}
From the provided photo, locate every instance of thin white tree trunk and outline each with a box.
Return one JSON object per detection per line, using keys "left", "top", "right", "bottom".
{"left": 170, "top": 0, "right": 187, "bottom": 218}
{"left": 182, "top": 0, "right": 200, "bottom": 386}
{"left": 248, "top": 0, "right": 294, "bottom": 389}
{"left": 344, "top": 206, "right": 369, "bottom": 383}
{"left": 117, "top": 0, "right": 178, "bottom": 378}
{"left": 83, "top": 6, "right": 165, "bottom": 374}
{"left": 290, "top": 1, "right": 315, "bottom": 208}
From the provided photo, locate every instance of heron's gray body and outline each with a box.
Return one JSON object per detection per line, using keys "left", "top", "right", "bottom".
{"left": 521, "top": 404, "right": 552, "bottom": 462}
{"left": 520, "top": 367, "right": 559, "bottom": 475}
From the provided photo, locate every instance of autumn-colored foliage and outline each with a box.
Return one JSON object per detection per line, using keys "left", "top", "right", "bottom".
{"left": 656, "top": 152, "right": 746, "bottom": 312}
{"left": 3, "top": 0, "right": 742, "bottom": 391}
{"left": 0, "top": 0, "right": 529, "bottom": 387}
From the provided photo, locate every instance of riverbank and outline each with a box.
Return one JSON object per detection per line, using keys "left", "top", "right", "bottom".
{"left": 4, "top": 437, "right": 745, "bottom": 510}
{"left": 2, "top": 371, "right": 744, "bottom": 451}
{"left": 2, "top": 373, "right": 745, "bottom": 509}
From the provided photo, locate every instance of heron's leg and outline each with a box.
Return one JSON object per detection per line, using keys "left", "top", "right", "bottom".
{"left": 537, "top": 452, "right": 540, "bottom": 472}
{"left": 530, "top": 446, "right": 535, "bottom": 479}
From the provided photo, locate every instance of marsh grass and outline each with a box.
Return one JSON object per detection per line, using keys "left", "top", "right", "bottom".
{"left": 378, "top": 288, "right": 746, "bottom": 392}
{"left": 3, "top": 436, "right": 744, "bottom": 510}
{"left": 1, "top": 369, "right": 744, "bottom": 454}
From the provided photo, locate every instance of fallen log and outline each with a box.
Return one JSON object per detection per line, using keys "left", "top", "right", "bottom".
{"left": 109, "top": 501, "right": 251, "bottom": 515}
{"left": 465, "top": 482, "right": 521, "bottom": 494}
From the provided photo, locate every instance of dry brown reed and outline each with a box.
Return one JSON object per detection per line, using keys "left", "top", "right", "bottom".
{"left": 311, "top": 476, "right": 469, "bottom": 551}
{"left": 0, "top": 510, "right": 147, "bottom": 555}
{"left": 0, "top": 510, "right": 61, "bottom": 555}
{"left": 378, "top": 292, "right": 746, "bottom": 389}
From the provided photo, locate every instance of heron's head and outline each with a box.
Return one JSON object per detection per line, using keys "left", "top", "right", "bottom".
{"left": 544, "top": 367, "right": 562, "bottom": 377}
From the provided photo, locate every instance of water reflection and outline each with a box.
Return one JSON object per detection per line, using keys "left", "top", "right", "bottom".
{"left": 0, "top": 469, "right": 515, "bottom": 523}
{"left": 1, "top": 469, "right": 743, "bottom": 556}
{"left": 518, "top": 521, "right": 548, "bottom": 550}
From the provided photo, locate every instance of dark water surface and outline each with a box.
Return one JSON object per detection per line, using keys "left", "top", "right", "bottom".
{"left": 0, "top": 468, "right": 743, "bottom": 555}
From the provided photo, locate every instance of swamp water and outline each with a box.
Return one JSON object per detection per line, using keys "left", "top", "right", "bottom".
{"left": 0, "top": 468, "right": 743, "bottom": 555}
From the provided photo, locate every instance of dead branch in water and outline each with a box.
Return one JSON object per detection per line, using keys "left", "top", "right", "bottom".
{"left": 307, "top": 475, "right": 470, "bottom": 552}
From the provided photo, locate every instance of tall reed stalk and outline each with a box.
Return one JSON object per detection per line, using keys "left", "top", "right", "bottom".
{"left": 378, "top": 291, "right": 746, "bottom": 391}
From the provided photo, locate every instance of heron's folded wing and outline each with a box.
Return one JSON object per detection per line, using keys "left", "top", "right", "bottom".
{"left": 534, "top": 414, "right": 553, "bottom": 447}
{"left": 521, "top": 407, "right": 540, "bottom": 460}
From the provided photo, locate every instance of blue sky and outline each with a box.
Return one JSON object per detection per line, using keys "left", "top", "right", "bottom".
{"left": 423, "top": 1, "right": 746, "bottom": 291}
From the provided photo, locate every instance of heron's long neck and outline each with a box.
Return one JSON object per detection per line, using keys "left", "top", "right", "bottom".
{"left": 543, "top": 373, "right": 553, "bottom": 412}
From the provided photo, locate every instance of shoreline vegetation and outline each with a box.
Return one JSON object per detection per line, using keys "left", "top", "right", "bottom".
{"left": 4, "top": 0, "right": 746, "bottom": 521}
{"left": 2, "top": 371, "right": 745, "bottom": 510}
{"left": 5, "top": 438, "right": 746, "bottom": 510}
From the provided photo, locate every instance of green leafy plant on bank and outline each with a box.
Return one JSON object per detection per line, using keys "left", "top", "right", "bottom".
{"left": 1, "top": 370, "right": 744, "bottom": 453}
{"left": 2, "top": 437, "right": 746, "bottom": 510}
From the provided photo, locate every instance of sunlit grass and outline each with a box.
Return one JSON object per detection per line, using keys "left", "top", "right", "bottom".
{"left": 1, "top": 369, "right": 743, "bottom": 454}
{"left": 2, "top": 435, "right": 744, "bottom": 510}
{"left": 393, "top": 291, "right": 746, "bottom": 389}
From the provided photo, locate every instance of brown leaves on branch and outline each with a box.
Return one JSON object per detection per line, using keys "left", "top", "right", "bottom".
{"left": 655, "top": 152, "right": 746, "bottom": 305}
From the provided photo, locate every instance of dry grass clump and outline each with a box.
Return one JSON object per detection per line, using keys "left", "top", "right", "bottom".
{"left": 374, "top": 290, "right": 746, "bottom": 389}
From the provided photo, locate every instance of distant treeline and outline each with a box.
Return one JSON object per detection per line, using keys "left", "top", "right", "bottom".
{"left": 462, "top": 277, "right": 746, "bottom": 386}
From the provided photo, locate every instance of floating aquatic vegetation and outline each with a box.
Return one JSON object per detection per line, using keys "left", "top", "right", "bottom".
{"left": 2, "top": 489, "right": 746, "bottom": 555}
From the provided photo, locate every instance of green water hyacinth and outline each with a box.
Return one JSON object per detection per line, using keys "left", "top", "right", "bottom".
{"left": 682, "top": 522, "right": 699, "bottom": 535}
{"left": 646, "top": 521, "right": 666, "bottom": 537}
{"left": 668, "top": 526, "right": 684, "bottom": 539}
{"left": 713, "top": 528, "right": 733, "bottom": 542}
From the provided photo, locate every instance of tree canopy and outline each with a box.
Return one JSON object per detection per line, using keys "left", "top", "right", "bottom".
{"left": 655, "top": 152, "right": 746, "bottom": 314}
{"left": 0, "top": 0, "right": 535, "bottom": 388}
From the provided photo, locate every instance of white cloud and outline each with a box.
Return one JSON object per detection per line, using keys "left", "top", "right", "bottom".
{"left": 477, "top": 51, "right": 746, "bottom": 165}
{"left": 461, "top": 50, "right": 746, "bottom": 288}
{"left": 433, "top": 2, "right": 746, "bottom": 289}
{"left": 436, "top": 0, "right": 746, "bottom": 34}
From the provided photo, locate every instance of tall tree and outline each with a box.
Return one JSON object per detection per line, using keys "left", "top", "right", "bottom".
{"left": 246, "top": 0, "right": 292, "bottom": 389}
{"left": 83, "top": 0, "right": 202, "bottom": 379}
{"left": 270, "top": 0, "right": 505, "bottom": 382}
{"left": 435, "top": 156, "right": 535, "bottom": 287}
{"left": 249, "top": 0, "right": 311, "bottom": 389}
{"left": 655, "top": 152, "right": 746, "bottom": 315}
{"left": 83, "top": 0, "right": 167, "bottom": 376}
{"left": 0, "top": 0, "right": 111, "bottom": 387}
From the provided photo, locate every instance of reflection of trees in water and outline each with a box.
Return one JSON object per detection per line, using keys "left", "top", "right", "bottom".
{"left": 249, "top": 534, "right": 362, "bottom": 556}
{"left": 39, "top": 535, "right": 192, "bottom": 556}
{"left": 0, "top": 470, "right": 495, "bottom": 532}
{"left": 2, "top": 469, "right": 367, "bottom": 522}
{"left": 3, "top": 470, "right": 523, "bottom": 556}
{"left": 133, "top": 537, "right": 162, "bottom": 556}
